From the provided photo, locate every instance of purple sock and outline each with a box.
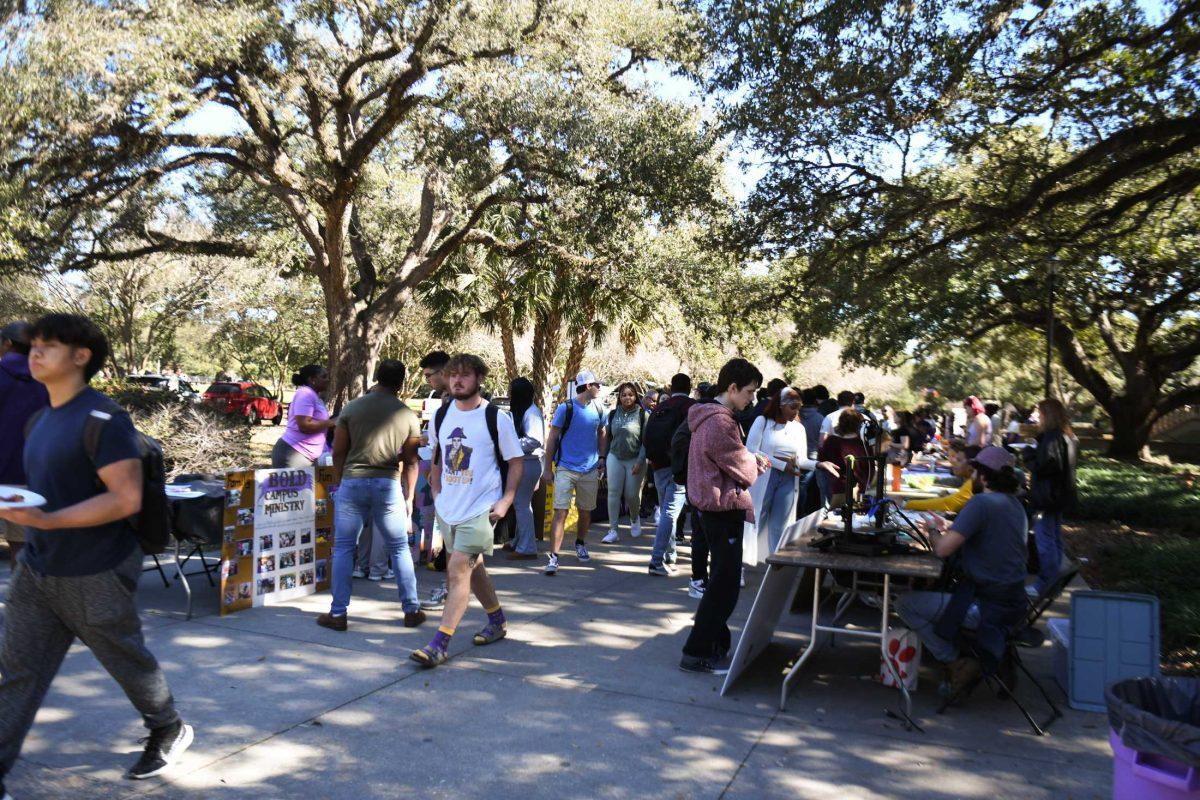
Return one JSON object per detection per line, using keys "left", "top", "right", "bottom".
{"left": 486, "top": 606, "right": 506, "bottom": 627}
{"left": 429, "top": 627, "right": 453, "bottom": 652}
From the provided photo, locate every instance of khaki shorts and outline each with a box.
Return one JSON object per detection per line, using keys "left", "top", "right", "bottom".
{"left": 436, "top": 511, "right": 495, "bottom": 557}
{"left": 553, "top": 468, "right": 600, "bottom": 512}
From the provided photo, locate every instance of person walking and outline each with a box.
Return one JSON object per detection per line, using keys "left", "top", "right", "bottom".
{"left": 644, "top": 373, "right": 695, "bottom": 576}
{"left": 410, "top": 354, "right": 523, "bottom": 667}
{"left": 963, "top": 396, "right": 992, "bottom": 450}
{"left": 679, "top": 359, "right": 768, "bottom": 673}
{"left": 0, "top": 314, "right": 192, "bottom": 794}
{"left": 272, "top": 365, "right": 336, "bottom": 468}
{"left": 417, "top": 351, "right": 452, "bottom": 609}
{"left": 746, "top": 387, "right": 814, "bottom": 556}
{"left": 542, "top": 370, "right": 607, "bottom": 575}
{"left": 602, "top": 382, "right": 647, "bottom": 544}
{"left": 0, "top": 321, "right": 49, "bottom": 567}
{"left": 317, "top": 360, "right": 426, "bottom": 632}
{"left": 506, "top": 377, "right": 544, "bottom": 560}
{"left": 1025, "top": 398, "right": 1078, "bottom": 597}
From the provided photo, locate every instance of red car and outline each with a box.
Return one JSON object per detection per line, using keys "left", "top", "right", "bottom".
{"left": 202, "top": 382, "right": 284, "bottom": 426}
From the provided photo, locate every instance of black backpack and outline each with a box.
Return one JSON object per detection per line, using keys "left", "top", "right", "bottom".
{"left": 669, "top": 419, "right": 692, "bottom": 486}
{"left": 643, "top": 398, "right": 689, "bottom": 468}
{"left": 25, "top": 403, "right": 172, "bottom": 556}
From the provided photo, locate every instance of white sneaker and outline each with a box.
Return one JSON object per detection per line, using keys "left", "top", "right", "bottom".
{"left": 688, "top": 579, "right": 706, "bottom": 599}
{"left": 384, "top": 569, "right": 395, "bottom": 580}
{"left": 631, "top": 520, "right": 642, "bottom": 538}
{"left": 367, "top": 573, "right": 384, "bottom": 582}
{"left": 351, "top": 568, "right": 366, "bottom": 579}
{"left": 601, "top": 530, "right": 620, "bottom": 544}
{"left": 545, "top": 554, "right": 559, "bottom": 575}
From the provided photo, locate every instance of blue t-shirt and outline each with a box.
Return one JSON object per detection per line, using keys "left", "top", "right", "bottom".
{"left": 951, "top": 492, "right": 1028, "bottom": 586}
{"left": 23, "top": 387, "right": 141, "bottom": 576}
{"left": 551, "top": 398, "right": 603, "bottom": 472}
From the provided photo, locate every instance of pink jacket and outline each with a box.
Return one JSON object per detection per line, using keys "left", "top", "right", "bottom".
{"left": 686, "top": 402, "right": 761, "bottom": 520}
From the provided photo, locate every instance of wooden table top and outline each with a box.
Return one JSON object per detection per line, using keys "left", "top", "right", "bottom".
{"left": 768, "top": 531, "right": 945, "bottom": 578}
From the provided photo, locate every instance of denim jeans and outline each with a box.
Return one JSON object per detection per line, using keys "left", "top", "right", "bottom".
{"left": 650, "top": 467, "right": 685, "bottom": 567}
{"left": 331, "top": 477, "right": 419, "bottom": 615}
{"left": 1033, "top": 511, "right": 1065, "bottom": 594}
{"left": 759, "top": 468, "right": 798, "bottom": 554}
{"left": 896, "top": 591, "right": 981, "bottom": 664}
{"left": 512, "top": 455, "right": 543, "bottom": 555}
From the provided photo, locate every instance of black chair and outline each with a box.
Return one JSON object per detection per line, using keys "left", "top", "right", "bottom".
{"left": 167, "top": 474, "right": 226, "bottom": 619}
{"left": 938, "top": 565, "right": 1078, "bottom": 735}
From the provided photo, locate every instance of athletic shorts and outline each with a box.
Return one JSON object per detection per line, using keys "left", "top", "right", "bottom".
{"left": 435, "top": 511, "right": 495, "bottom": 557}
{"left": 553, "top": 468, "right": 600, "bottom": 512}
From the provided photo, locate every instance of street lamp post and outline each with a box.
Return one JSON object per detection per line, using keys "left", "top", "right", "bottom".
{"left": 1044, "top": 258, "right": 1057, "bottom": 400}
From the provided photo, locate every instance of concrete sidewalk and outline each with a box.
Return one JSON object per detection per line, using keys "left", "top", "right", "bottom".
{"left": 0, "top": 527, "right": 1112, "bottom": 799}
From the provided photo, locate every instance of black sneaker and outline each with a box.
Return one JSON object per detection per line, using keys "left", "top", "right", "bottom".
{"left": 126, "top": 720, "right": 194, "bottom": 780}
{"left": 679, "top": 654, "right": 730, "bottom": 675}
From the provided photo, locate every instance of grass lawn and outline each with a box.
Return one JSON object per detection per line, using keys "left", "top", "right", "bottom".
{"left": 1069, "top": 455, "right": 1199, "bottom": 674}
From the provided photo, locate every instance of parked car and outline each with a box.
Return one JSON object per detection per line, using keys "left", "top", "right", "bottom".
{"left": 202, "top": 381, "right": 284, "bottom": 425}
{"left": 127, "top": 374, "right": 202, "bottom": 403}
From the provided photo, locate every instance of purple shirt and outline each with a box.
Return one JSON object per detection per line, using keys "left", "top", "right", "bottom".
{"left": 281, "top": 385, "right": 330, "bottom": 462}
{"left": 0, "top": 350, "right": 50, "bottom": 484}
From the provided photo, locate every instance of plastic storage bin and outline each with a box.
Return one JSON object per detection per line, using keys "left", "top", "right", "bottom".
{"left": 1071, "top": 591, "right": 1159, "bottom": 712}
{"left": 1048, "top": 617, "right": 1070, "bottom": 694}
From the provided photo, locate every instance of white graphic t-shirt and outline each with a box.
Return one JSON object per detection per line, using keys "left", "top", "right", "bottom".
{"left": 429, "top": 399, "right": 523, "bottom": 526}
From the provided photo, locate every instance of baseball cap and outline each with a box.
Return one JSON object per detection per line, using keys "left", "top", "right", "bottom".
{"left": 970, "top": 445, "right": 1015, "bottom": 472}
{"left": 575, "top": 370, "right": 599, "bottom": 386}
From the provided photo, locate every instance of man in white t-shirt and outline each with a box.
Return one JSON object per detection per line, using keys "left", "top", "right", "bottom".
{"left": 410, "top": 354, "right": 524, "bottom": 668}
{"left": 819, "top": 390, "right": 856, "bottom": 444}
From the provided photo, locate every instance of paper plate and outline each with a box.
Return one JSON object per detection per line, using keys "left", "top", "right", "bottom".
{"left": 0, "top": 486, "right": 47, "bottom": 510}
{"left": 165, "top": 485, "right": 206, "bottom": 500}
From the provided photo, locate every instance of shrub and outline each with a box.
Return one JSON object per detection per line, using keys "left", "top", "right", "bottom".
{"left": 1074, "top": 456, "right": 1200, "bottom": 535}
{"left": 96, "top": 380, "right": 254, "bottom": 479}
{"left": 1093, "top": 537, "right": 1200, "bottom": 675}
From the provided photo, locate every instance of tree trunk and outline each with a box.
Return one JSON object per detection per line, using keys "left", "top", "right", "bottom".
{"left": 1103, "top": 394, "right": 1155, "bottom": 461}
{"left": 560, "top": 323, "right": 589, "bottom": 403}
{"left": 530, "top": 307, "right": 563, "bottom": 407}
{"left": 498, "top": 306, "right": 518, "bottom": 382}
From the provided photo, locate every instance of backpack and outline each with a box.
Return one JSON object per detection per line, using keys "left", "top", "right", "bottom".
{"left": 669, "top": 419, "right": 692, "bottom": 486}
{"left": 432, "top": 402, "right": 508, "bottom": 491}
{"left": 25, "top": 403, "right": 172, "bottom": 556}
{"left": 643, "top": 397, "right": 689, "bottom": 468}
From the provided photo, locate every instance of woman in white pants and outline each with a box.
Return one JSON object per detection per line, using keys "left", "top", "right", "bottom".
{"left": 602, "top": 383, "right": 647, "bottom": 543}
{"left": 507, "top": 377, "right": 545, "bottom": 559}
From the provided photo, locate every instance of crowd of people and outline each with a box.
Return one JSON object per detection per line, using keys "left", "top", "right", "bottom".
{"left": 0, "top": 312, "right": 1081, "bottom": 798}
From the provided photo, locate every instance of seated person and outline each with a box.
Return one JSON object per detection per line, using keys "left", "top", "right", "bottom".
{"left": 905, "top": 438, "right": 975, "bottom": 514}
{"left": 897, "top": 446, "right": 1028, "bottom": 697}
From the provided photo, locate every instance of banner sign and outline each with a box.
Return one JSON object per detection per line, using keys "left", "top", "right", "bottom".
{"left": 220, "top": 467, "right": 336, "bottom": 615}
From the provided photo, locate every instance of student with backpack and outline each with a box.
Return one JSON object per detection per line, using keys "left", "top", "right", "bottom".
{"left": 410, "top": 354, "right": 524, "bottom": 667}
{"left": 601, "top": 382, "right": 647, "bottom": 544}
{"left": 0, "top": 321, "right": 49, "bottom": 568}
{"left": 644, "top": 373, "right": 695, "bottom": 576}
{"left": 541, "top": 370, "right": 608, "bottom": 575}
{"left": 0, "top": 315, "right": 192, "bottom": 795}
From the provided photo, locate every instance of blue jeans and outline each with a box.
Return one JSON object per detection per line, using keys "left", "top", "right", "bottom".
{"left": 1034, "top": 511, "right": 1065, "bottom": 594}
{"left": 513, "top": 455, "right": 543, "bottom": 555}
{"left": 330, "top": 477, "right": 419, "bottom": 615}
{"left": 897, "top": 591, "right": 980, "bottom": 664}
{"left": 759, "top": 469, "right": 798, "bottom": 554}
{"left": 650, "top": 467, "right": 685, "bottom": 567}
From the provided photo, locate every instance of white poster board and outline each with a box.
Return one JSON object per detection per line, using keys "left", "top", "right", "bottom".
{"left": 252, "top": 467, "right": 319, "bottom": 606}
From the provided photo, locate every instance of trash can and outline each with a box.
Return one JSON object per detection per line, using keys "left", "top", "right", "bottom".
{"left": 1107, "top": 677, "right": 1200, "bottom": 799}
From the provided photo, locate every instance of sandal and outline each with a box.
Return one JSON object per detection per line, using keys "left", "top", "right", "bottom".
{"left": 472, "top": 623, "right": 507, "bottom": 646}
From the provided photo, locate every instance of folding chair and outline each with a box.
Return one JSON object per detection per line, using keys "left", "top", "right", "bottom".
{"left": 936, "top": 566, "right": 1078, "bottom": 735}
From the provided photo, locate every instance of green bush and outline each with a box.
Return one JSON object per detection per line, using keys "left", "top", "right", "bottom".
{"left": 1074, "top": 456, "right": 1200, "bottom": 535}
{"left": 1094, "top": 537, "right": 1200, "bottom": 673}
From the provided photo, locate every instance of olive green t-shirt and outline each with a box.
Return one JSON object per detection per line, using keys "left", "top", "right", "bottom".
{"left": 338, "top": 392, "right": 421, "bottom": 479}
